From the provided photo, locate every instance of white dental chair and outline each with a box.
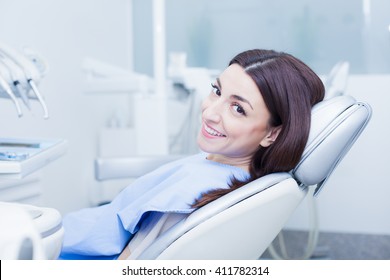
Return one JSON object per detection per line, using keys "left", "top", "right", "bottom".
{"left": 95, "top": 95, "right": 371, "bottom": 259}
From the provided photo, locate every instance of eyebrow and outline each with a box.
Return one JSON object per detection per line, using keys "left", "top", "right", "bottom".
{"left": 231, "top": 94, "right": 254, "bottom": 110}
{"left": 216, "top": 77, "right": 254, "bottom": 110}
{"left": 216, "top": 77, "right": 222, "bottom": 89}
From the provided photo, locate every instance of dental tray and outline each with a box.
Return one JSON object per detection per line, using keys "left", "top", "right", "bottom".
{"left": 0, "top": 138, "right": 67, "bottom": 178}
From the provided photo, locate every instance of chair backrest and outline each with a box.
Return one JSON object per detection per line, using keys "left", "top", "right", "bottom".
{"left": 293, "top": 95, "right": 372, "bottom": 195}
{"left": 137, "top": 95, "right": 372, "bottom": 260}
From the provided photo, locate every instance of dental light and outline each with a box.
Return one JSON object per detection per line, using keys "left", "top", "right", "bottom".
{"left": 0, "top": 42, "right": 49, "bottom": 119}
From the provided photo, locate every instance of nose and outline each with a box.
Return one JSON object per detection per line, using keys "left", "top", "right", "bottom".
{"left": 202, "top": 98, "right": 222, "bottom": 123}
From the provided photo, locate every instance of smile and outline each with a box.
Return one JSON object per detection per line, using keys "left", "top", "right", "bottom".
{"left": 203, "top": 123, "right": 226, "bottom": 138}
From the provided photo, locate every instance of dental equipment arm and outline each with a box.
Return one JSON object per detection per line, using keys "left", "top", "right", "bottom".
{"left": 0, "top": 43, "right": 49, "bottom": 119}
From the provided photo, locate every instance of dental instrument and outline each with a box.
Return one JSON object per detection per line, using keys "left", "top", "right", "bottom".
{"left": 0, "top": 48, "right": 33, "bottom": 105}
{"left": 0, "top": 43, "right": 49, "bottom": 119}
{"left": 0, "top": 67, "right": 22, "bottom": 117}
{"left": 0, "top": 55, "right": 31, "bottom": 109}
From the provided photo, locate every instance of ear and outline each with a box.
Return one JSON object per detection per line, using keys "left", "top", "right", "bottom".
{"left": 260, "top": 125, "right": 282, "bottom": 147}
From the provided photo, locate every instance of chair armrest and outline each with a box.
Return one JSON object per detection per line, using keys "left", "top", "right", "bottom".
{"left": 94, "top": 155, "right": 185, "bottom": 181}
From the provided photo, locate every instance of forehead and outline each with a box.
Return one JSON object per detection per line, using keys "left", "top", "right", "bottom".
{"left": 219, "top": 64, "right": 261, "bottom": 101}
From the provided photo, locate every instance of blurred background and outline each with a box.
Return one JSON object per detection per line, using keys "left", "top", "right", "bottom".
{"left": 0, "top": 0, "right": 389, "bottom": 259}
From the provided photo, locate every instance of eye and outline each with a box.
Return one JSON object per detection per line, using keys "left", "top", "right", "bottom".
{"left": 211, "top": 83, "right": 221, "bottom": 96}
{"left": 232, "top": 103, "right": 246, "bottom": 116}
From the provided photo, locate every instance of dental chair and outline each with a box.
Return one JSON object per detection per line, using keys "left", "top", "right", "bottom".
{"left": 95, "top": 94, "right": 371, "bottom": 259}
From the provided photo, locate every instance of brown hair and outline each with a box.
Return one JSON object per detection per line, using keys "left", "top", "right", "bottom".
{"left": 192, "top": 49, "right": 325, "bottom": 208}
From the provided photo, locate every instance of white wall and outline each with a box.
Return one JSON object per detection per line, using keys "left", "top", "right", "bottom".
{"left": 286, "top": 75, "right": 390, "bottom": 235}
{"left": 0, "top": 0, "right": 133, "bottom": 214}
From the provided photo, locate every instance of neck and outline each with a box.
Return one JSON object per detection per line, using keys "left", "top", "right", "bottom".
{"left": 206, "top": 154, "right": 251, "bottom": 172}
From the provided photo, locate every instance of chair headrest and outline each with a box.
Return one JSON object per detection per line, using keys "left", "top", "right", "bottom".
{"left": 292, "top": 95, "right": 372, "bottom": 195}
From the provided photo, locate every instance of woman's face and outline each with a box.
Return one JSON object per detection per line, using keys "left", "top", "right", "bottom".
{"left": 197, "top": 64, "right": 280, "bottom": 169}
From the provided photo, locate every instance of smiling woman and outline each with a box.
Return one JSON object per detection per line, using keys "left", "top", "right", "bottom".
{"left": 59, "top": 49, "right": 324, "bottom": 260}
{"left": 198, "top": 64, "right": 277, "bottom": 170}
{"left": 193, "top": 49, "right": 325, "bottom": 207}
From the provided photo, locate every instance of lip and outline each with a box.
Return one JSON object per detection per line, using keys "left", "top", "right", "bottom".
{"left": 201, "top": 122, "right": 226, "bottom": 139}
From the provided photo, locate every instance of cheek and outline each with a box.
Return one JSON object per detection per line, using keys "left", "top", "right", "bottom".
{"left": 200, "top": 97, "right": 210, "bottom": 113}
{"left": 232, "top": 121, "right": 269, "bottom": 143}
{"left": 245, "top": 111, "right": 272, "bottom": 138}
{"left": 252, "top": 121, "right": 269, "bottom": 135}
{"left": 235, "top": 117, "right": 267, "bottom": 133}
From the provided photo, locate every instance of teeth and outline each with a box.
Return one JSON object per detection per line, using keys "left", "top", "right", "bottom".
{"left": 205, "top": 124, "right": 225, "bottom": 137}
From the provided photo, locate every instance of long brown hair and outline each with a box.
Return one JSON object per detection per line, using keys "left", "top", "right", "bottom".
{"left": 192, "top": 49, "right": 325, "bottom": 208}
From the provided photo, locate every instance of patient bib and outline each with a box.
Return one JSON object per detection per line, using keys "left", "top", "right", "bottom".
{"left": 59, "top": 152, "right": 249, "bottom": 259}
